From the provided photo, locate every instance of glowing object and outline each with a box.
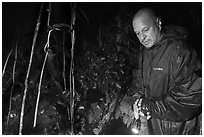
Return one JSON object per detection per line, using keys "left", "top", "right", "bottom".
{"left": 132, "top": 127, "right": 139, "bottom": 134}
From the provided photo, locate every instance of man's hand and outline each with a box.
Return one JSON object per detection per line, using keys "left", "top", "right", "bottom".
{"left": 133, "top": 98, "right": 144, "bottom": 119}
{"left": 133, "top": 98, "right": 151, "bottom": 120}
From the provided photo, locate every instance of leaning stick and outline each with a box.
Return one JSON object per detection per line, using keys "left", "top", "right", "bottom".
{"left": 33, "top": 3, "right": 52, "bottom": 128}
{"left": 2, "top": 49, "right": 13, "bottom": 78}
{"left": 19, "top": 3, "right": 44, "bottom": 135}
{"left": 33, "top": 31, "right": 52, "bottom": 128}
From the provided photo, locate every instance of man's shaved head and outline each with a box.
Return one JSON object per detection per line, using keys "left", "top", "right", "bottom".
{"left": 132, "top": 8, "right": 162, "bottom": 49}
{"left": 133, "top": 8, "right": 157, "bottom": 25}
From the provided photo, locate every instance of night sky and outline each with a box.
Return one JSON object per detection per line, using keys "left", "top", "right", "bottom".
{"left": 2, "top": 2, "right": 202, "bottom": 63}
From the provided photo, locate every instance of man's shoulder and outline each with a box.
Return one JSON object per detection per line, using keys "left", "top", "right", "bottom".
{"left": 162, "top": 31, "right": 188, "bottom": 53}
{"left": 160, "top": 35, "right": 189, "bottom": 63}
{"left": 163, "top": 25, "right": 189, "bottom": 38}
{"left": 162, "top": 25, "right": 188, "bottom": 45}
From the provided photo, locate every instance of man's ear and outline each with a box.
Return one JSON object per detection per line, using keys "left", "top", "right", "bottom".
{"left": 156, "top": 17, "right": 162, "bottom": 31}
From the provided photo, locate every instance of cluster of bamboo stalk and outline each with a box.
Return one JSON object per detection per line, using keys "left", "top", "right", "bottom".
{"left": 3, "top": 3, "right": 76, "bottom": 135}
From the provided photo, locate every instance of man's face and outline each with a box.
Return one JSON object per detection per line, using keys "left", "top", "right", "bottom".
{"left": 132, "top": 14, "right": 161, "bottom": 49}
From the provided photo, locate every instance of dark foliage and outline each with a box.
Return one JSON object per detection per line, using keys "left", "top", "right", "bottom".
{"left": 2, "top": 3, "right": 141, "bottom": 135}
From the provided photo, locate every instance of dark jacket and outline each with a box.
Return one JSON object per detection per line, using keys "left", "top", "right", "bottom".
{"left": 137, "top": 25, "right": 202, "bottom": 134}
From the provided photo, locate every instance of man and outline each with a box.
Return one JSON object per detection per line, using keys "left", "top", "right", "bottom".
{"left": 132, "top": 8, "right": 202, "bottom": 135}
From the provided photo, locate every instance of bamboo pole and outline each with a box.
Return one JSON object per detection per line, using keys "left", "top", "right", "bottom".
{"left": 19, "top": 3, "right": 44, "bottom": 135}
{"left": 62, "top": 31, "right": 71, "bottom": 126}
{"left": 33, "top": 30, "right": 52, "bottom": 128}
{"left": 63, "top": 32, "right": 67, "bottom": 95}
{"left": 33, "top": 2, "right": 52, "bottom": 128}
{"left": 69, "top": 2, "right": 76, "bottom": 135}
{"left": 6, "top": 40, "right": 18, "bottom": 126}
{"left": 62, "top": 31, "right": 70, "bottom": 123}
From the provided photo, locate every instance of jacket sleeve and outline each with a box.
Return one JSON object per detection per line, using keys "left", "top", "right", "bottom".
{"left": 141, "top": 40, "right": 202, "bottom": 122}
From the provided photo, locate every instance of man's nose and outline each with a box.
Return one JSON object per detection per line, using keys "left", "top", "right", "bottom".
{"left": 141, "top": 33, "right": 147, "bottom": 42}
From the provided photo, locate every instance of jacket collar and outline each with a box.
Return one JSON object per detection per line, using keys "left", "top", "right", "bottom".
{"left": 143, "top": 25, "right": 188, "bottom": 58}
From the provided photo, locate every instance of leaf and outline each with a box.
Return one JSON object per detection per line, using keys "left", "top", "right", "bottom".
{"left": 123, "top": 115, "right": 128, "bottom": 125}
{"left": 114, "top": 107, "right": 121, "bottom": 119}
{"left": 93, "top": 127, "right": 101, "bottom": 135}
{"left": 88, "top": 110, "right": 94, "bottom": 124}
{"left": 126, "top": 112, "right": 134, "bottom": 128}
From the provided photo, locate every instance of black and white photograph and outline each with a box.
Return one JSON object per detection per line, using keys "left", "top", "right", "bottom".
{"left": 2, "top": 2, "right": 202, "bottom": 135}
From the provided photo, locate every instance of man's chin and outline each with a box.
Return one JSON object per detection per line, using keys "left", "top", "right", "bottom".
{"left": 143, "top": 44, "right": 153, "bottom": 49}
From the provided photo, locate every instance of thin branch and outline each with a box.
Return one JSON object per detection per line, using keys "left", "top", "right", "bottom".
{"left": 47, "top": 3, "right": 51, "bottom": 27}
{"left": 2, "top": 49, "right": 13, "bottom": 77}
{"left": 19, "top": 3, "right": 44, "bottom": 135}
{"left": 6, "top": 40, "right": 18, "bottom": 126}
{"left": 3, "top": 22, "right": 19, "bottom": 78}
{"left": 2, "top": 77, "right": 12, "bottom": 95}
{"left": 62, "top": 32, "right": 70, "bottom": 123}
{"left": 77, "top": 6, "right": 89, "bottom": 24}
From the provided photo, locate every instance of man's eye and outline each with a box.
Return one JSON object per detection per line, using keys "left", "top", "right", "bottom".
{"left": 144, "top": 28, "right": 149, "bottom": 31}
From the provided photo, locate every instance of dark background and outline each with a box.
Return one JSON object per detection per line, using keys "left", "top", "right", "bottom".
{"left": 2, "top": 2, "right": 202, "bottom": 66}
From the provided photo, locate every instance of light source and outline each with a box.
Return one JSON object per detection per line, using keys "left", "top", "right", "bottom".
{"left": 131, "top": 126, "right": 139, "bottom": 134}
